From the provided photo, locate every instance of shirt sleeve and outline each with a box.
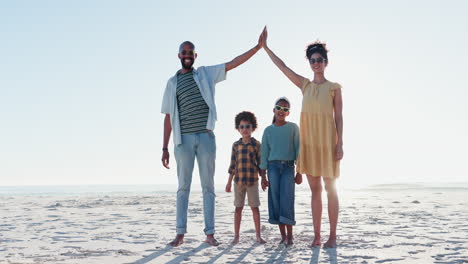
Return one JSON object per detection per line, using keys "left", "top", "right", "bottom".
{"left": 161, "top": 80, "right": 172, "bottom": 114}
{"left": 331, "top": 82, "right": 342, "bottom": 98}
{"left": 331, "top": 82, "right": 342, "bottom": 90}
{"left": 228, "top": 143, "right": 237, "bottom": 175}
{"left": 204, "top": 63, "right": 227, "bottom": 84}
{"left": 259, "top": 129, "right": 270, "bottom": 170}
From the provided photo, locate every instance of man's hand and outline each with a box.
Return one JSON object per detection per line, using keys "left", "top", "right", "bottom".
{"left": 259, "top": 26, "right": 268, "bottom": 48}
{"left": 261, "top": 177, "right": 269, "bottom": 191}
{"left": 295, "top": 173, "right": 302, "bottom": 185}
{"left": 162, "top": 150, "right": 170, "bottom": 169}
{"left": 225, "top": 183, "right": 232, "bottom": 193}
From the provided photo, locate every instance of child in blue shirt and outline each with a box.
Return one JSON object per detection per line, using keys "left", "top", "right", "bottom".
{"left": 260, "top": 97, "right": 302, "bottom": 246}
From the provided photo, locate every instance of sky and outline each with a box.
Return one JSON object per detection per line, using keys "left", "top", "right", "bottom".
{"left": 1, "top": 0, "right": 467, "bottom": 187}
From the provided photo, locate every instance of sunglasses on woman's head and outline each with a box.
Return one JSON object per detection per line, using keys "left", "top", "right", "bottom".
{"left": 275, "top": 105, "right": 290, "bottom": 112}
{"left": 309, "top": 57, "right": 326, "bottom": 64}
{"left": 239, "top": 124, "right": 252, "bottom": 129}
{"left": 181, "top": 50, "right": 195, "bottom": 56}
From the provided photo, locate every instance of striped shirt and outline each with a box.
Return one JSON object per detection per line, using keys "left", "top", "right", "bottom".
{"left": 228, "top": 137, "right": 262, "bottom": 185}
{"left": 176, "top": 71, "right": 209, "bottom": 134}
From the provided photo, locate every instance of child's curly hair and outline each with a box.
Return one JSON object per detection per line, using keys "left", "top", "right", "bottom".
{"left": 235, "top": 111, "right": 258, "bottom": 131}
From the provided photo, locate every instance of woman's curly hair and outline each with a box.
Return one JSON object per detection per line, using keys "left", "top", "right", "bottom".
{"left": 306, "top": 41, "right": 328, "bottom": 61}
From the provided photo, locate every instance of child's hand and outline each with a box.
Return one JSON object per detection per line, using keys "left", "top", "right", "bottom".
{"left": 225, "top": 183, "right": 232, "bottom": 193}
{"left": 295, "top": 173, "right": 303, "bottom": 185}
{"left": 261, "top": 177, "right": 269, "bottom": 191}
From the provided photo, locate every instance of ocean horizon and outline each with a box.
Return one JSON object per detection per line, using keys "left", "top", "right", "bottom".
{"left": 0, "top": 182, "right": 467, "bottom": 196}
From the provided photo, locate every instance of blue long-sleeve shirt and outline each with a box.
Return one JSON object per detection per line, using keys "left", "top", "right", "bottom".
{"left": 259, "top": 122, "right": 300, "bottom": 170}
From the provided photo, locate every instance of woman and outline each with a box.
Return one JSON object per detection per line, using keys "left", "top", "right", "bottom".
{"left": 259, "top": 27, "right": 343, "bottom": 248}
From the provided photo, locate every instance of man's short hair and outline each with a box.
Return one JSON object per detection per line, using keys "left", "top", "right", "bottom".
{"left": 179, "top": 41, "right": 195, "bottom": 52}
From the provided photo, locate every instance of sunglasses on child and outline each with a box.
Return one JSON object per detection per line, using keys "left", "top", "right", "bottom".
{"left": 275, "top": 105, "right": 290, "bottom": 112}
{"left": 180, "top": 50, "right": 195, "bottom": 56}
{"left": 309, "top": 57, "right": 326, "bottom": 64}
{"left": 239, "top": 124, "right": 252, "bottom": 129}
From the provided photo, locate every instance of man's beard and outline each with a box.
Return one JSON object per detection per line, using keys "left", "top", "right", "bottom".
{"left": 180, "top": 58, "right": 194, "bottom": 70}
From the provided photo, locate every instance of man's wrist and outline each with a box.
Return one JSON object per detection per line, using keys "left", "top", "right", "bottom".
{"left": 162, "top": 147, "right": 168, "bottom": 151}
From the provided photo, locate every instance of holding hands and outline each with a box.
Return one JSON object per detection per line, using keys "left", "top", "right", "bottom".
{"left": 225, "top": 177, "right": 268, "bottom": 193}
{"left": 261, "top": 177, "right": 269, "bottom": 191}
{"left": 260, "top": 169, "right": 269, "bottom": 191}
{"left": 295, "top": 173, "right": 303, "bottom": 185}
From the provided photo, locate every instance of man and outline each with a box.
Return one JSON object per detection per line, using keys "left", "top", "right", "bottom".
{"left": 161, "top": 31, "right": 264, "bottom": 246}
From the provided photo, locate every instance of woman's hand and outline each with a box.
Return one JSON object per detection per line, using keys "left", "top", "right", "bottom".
{"left": 335, "top": 144, "right": 344, "bottom": 160}
{"left": 259, "top": 26, "right": 268, "bottom": 48}
{"left": 295, "top": 173, "right": 303, "bottom": 185}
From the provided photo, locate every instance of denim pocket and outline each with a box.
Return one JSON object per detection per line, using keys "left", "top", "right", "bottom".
{"left": 207, "top": 130, "right": 215, "bottom": 139}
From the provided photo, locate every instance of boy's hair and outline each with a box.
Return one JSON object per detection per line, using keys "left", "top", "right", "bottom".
{"left": 235, "top": 111, "right": 258, "bottom": 131}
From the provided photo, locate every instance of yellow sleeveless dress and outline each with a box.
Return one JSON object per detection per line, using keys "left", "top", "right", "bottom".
{"left": 296, "top": 78, "right": 342, "bottom": 178}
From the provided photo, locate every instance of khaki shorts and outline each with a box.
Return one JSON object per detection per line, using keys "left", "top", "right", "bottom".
{"left": 234, "top": 182, "right": 260, "bottom": 207}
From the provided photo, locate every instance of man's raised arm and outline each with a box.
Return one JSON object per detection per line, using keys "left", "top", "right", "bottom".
{"left": 225, "top": 28, "right": 264, "bottom": 72}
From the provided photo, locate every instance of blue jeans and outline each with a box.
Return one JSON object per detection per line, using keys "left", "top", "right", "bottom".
{"left": 174, "top": 131, "right": 216, "bottom": 235}
{"left": 267, "top": 161, "right": 296, "bottom": 225}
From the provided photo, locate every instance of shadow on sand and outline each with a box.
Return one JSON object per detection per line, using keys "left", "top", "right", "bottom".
{"left": 204, "top": 244, "right": 234, "bottom": 264}
{"left": 310, "top": 246, "right": 338, "bottom": 264}
{"left": 131, "top": 243, "right": 209, "bottom": 264}
{"left": 264, "top": 245, "right": 288, "bottom": 263}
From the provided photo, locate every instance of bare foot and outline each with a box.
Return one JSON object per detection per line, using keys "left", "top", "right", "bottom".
{"left": 311, "top": 236, "right": 321, "bottom": 247}
{"left": 279, "top": 235, "right": 287, "bottom": 245}
{"left": 324, "top": 237, "right": 337, "bottom": 248}
{"left": 168, "top": 234, "right": 184, "bottom": 247}
{"left": 231, "top": 236, "right": 239, "bottom": 245}
{"left": 205, "top": 235, "right": 220, "bottom": 246}
{"left": 256, "top": 236, "right": 266, "bottom": 244}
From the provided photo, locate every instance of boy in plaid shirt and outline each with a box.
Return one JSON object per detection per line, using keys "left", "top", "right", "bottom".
{"left": 225, "top": 111, "right": 268, "bottom": 244}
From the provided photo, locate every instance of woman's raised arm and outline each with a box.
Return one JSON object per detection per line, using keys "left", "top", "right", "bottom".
{"left": 260, "top": 27, "right": 305, "bottom": 89}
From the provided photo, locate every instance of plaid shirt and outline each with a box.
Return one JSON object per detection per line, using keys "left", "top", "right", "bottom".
{"left": 228, "top": 137, "right": 261, "bottom": 185}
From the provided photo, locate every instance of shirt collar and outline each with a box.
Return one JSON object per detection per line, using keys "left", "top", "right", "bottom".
{"left": 175, "top": 67, "right": 197, "bottom": 76}
{"left": 237, "top": 137, "right": 257, "bottom": 146}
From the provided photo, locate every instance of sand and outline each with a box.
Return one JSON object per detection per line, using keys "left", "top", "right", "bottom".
{"left": 0, "top": 184, "right": 467, "bottom": 263}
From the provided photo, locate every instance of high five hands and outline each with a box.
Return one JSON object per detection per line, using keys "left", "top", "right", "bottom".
{"left": 258, "top": 26, "right": 268, "bottom": 49}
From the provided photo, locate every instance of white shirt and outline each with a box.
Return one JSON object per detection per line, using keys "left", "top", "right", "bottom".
{"left": 161, "top": 63, "right": 227, "bottom": 146}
